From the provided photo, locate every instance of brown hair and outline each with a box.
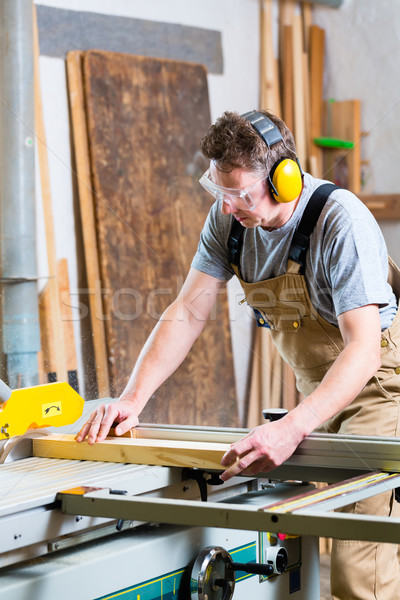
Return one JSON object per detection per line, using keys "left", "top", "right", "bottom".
{"left": 200, "top": 110, "right": 298, "bottom": 174}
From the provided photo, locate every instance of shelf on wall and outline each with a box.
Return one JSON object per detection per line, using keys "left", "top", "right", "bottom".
{"left": 359, "top": 194, "right": 400, "bottom": 220}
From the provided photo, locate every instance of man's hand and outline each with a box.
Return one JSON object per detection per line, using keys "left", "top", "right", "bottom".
{"left": 220, "top": 419, "right": 302, "bottom": 481}
{"left": 75, "top": 400, "right": 139, "bottom": 445}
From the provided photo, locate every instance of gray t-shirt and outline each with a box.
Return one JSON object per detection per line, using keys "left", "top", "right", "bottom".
{"left": 191, "top": 172, "right": 397, "bottom": 330}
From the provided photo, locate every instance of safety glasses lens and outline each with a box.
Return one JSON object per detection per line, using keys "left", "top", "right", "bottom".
{"left": 199, "top": 170, "right": 265, "bottom": 211}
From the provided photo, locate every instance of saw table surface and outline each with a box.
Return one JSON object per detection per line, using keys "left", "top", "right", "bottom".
{"left": 0, "top": 457, "right": 178, "bottom": 517}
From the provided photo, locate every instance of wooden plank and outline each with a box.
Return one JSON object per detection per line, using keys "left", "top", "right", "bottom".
{"left": 301, "top": 1, "right": 313, "bottom": 52}
{"left": 292, "top": 14, "right": 307, "bottom": 167}
{"left": 359, "top": 194, "right": 400, "bottom": 220}
{"left": 247, "top": 328, "right": 263, "bottom": 428}
{"left": 82, "top": 51, "right": 237, "bottom": 427}
{"left": 57, "top": 259, "right": 79, "bottom": 392}
{"left": 260, "top": 0, "right": 281, "bottom": 116}
{"left": 32, "top": 434, "right": 230, "bottom": 471}
{"left": 279, "top": 0, "right": 297, "bottom": 31}
{"left": 247, "top": 327, "right": 300, "bottom": 427}
{"left": 279, "top": 0, "right": 296, "bottom": 80}
{"left": 281, "top": 25, "right": 294, "bottom": 132}
{"left": 66, "top": 51, "right": 110, "bottom": 398}
{"left": 37, "top": 282, "right": 56, "bottom": 384}
{"left": 323, "top": 99, "right": 361, "bottom": 194}
{"left": 309, "top": 25, "right": 325, "bottom": 178}
{"left": 303, "top": 50, "right": 311, "bottom": 165}
{"left": 37, "top": 259, "right": 80, "bottom": 391}
{"left": 247, "top": 330, "right": 283, "bottom": 427}
{"left": 33, "top": 6, "right": 68, "bottom": 383}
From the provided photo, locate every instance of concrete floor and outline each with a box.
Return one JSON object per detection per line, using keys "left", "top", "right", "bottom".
{"left": 320, "top": 553, "right": 331, "bottom": 600}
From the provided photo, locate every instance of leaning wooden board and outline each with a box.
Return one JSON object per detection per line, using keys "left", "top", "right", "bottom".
{"left": 33, "top": 434, "right": 230, "bottom": 471}
{"left": 82, "top": 51, "right": 237, "bottom": 426}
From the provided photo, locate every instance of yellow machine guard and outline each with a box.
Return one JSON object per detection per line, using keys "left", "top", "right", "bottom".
{"left": 0, "top": 382, "right": 84, "bottom": 439}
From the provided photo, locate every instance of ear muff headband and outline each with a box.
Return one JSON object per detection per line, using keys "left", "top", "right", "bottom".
{"left": 241, "top": 110, "right": 303, "bottom": 203}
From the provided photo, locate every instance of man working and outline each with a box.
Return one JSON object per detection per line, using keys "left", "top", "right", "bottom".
{"left": 77, "top": 110, "right": 400, "bottom": 599}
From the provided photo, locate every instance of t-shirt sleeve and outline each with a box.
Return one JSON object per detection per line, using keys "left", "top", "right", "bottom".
{"left": 191, "top": 202, "right": 235, "bottom": 281}
{"left": 322, "top": 199, "right": 390, "bottom": 317}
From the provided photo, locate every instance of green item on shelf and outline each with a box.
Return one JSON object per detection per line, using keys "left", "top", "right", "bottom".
{"left": 313, "top": 137, "right": 354, "bottom": 149}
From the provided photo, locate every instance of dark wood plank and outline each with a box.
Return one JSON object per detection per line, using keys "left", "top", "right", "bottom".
{"left": 83, "top": 51, "right": 238, "bottom": 427}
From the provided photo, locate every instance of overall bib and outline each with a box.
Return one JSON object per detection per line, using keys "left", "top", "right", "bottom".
{"left": 230, "top": 184, "right": 400, "bottom": 599}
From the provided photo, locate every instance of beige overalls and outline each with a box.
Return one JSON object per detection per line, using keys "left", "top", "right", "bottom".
{"left": 232, "top": 242, "right": 400, "bottom": 599}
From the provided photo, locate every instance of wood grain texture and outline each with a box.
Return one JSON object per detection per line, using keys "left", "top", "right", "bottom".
{"left": 309, "top": 25, "right": 325, "bottom": 178}
{"left": 301, "top": 2, "right": 313, "bottom": 53}
{"left": 38, "top": 259, "right": 79, "bottom": 388}
{"left": 292, "top": 14, "right": 307, "bottom": 167}
{"left": 260, "top": 0, "right": 281, "bottom": 116}
{"left": 66, "top": 51, "right": 110, "bottom": 397}
{"left": 281, "top": 25, "right": 294, "bottom": 132}
{"left": 33, "top": 434, "right": 230, "bottom": 471}
{"left": 83, "top": 51, "right": 237, "bottom": 426}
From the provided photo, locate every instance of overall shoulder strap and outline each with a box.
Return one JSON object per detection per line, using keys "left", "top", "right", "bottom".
{"left": 228, "top": 219, "right": 245, "bottom": 267}
{"left": 289, "top": 182, "right": 340, "bottom": 272}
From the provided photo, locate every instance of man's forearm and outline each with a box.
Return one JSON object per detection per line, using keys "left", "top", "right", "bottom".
{"left": 220, "top": 339, "right": 381, "bottom": 481}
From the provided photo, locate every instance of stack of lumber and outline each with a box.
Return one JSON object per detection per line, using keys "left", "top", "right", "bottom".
{"left": 260, "top": 0, "right": 323, "bottom": 175}
{"left": 66, "top": 51, "right": 238, "bottom": 427}
{"left": 259, "top": 0, "right": 361, "bottom": 189}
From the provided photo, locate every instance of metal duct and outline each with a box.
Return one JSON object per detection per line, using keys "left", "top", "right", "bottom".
{"left": 0, "top": 0, "right": 40, "bottom": 387}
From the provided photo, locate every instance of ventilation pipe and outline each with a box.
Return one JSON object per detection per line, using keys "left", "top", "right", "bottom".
{"left": 0, "top": 0, "right": 40, "bottom": 387}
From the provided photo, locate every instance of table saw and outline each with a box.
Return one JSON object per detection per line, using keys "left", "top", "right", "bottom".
{"left": 1, "top": 384, "right": 400, "bottom": 600}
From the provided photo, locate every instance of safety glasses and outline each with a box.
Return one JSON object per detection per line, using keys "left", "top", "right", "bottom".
{"left": 199, "top": 168, "right": 268, "bottom": 211}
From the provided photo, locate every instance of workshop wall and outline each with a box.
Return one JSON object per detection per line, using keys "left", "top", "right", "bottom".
{"left": 312, "top": 0, "right": 400, "bottom": 264}
{"left": 35, "top": 0, "right": 260, "bottom": 411}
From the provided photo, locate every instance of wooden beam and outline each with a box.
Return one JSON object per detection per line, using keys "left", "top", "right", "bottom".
{"left": 260, "top": 0, "right": 281, "bottom": 116}
{"left": 309, "top": 25, "right": 325, "bottom": 177}
{"left": 301, "top": 1, "right": 313, "bottom": 52}
{"left": 38, "top": 259, "right": 79, "bottom": 391}
{"left": 281, "top": 25, "right": 294, "bottom": 132}
{"left": 37, "top": 281, "right": 57, "bottom": 384}
{"left": 303, "top": 50, "right": 311, "bottom": 164}
{"left": 66, "top": 51, "right": 110, "bottom": 398}
{"left": 32, "top": 433, "right": 230, "bottom": 471}
{"left": 292, "top": 14, "right": 307, "bottom": 167}
{"left": 279, "top": 0, "right": 297, "bottom": 32}
{"left": 58, "top": 259, "right": 79, "bottom": 392}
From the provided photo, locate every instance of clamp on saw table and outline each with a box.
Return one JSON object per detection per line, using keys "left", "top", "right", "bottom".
{"left": 0, "top": 377, "right": 84, "bottom": 462}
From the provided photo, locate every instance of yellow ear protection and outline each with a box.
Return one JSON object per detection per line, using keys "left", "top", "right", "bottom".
{"left": 241, "top": 110, "right": 303, "bottom": 203}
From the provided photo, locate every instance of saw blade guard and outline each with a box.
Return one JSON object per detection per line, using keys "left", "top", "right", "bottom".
{"left": 0, "top": 381, "right": 84, "bottom": 439}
